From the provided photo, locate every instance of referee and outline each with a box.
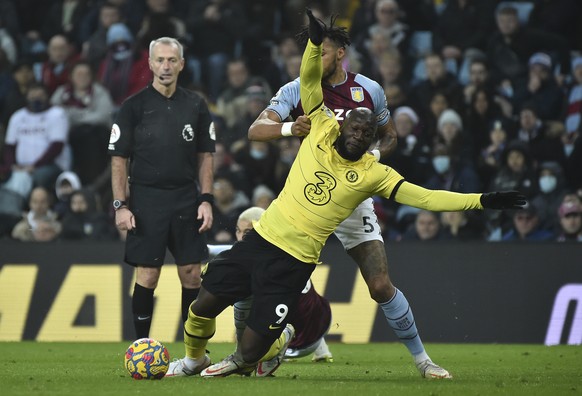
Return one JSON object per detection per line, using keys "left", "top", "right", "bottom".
{"left": 108, "top": 37, "right": 215, "bottom": 339}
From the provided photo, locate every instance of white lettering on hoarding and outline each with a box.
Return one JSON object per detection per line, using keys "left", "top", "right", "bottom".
{"left": 545, "top": 284, "right": 582, "bottom": 346}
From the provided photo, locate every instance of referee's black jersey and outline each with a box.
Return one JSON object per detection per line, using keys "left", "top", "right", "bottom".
{"left": 108, "top": 85, "right": 215, "bottom": 189}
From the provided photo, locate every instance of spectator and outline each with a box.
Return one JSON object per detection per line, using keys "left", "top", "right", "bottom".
{"left": 462, "top": 58, "right": 497, "bottom": 106}
{"left": 424, "top": 142, "right": 481, "bottom": 193}
{"left": 82, "top": 1, "right": 122, "bottom": 69}
{"left": 354, "top": 0, "right": 410, "bottom": 60}
{"left": 422, "top": 90, "right": 450, "bottom": 141}
{"left": 251, "top": 184, "right": 275, "bottom": 210}
{"left": 377, "top": 51, "right": 410, "bottom": 103}
{"left": 512, "top": 53, "right": 565, "bottom": 121}
{"left": 38, "top": 34, "right": 81, "bottom": 95}
{"left": 434, "top": 108, "right": 474, "bottom": 166}
{"left": 215, "top": 58, "right": 271, "bottom": 130}
{"left": 51, "top": 61, "right": 114, "bottom": 185}
{"left": 516, "top": 103, "right": 566, "bottom": 167}
{"left": 502, "top": 205, "right": 555, "bottom": 241}
{"left": 1, "top": 83, "right": 71, "bottom": 197}
{"left": 464, "top": 87, "right": 513, "bottom": 155}
{"left": 556, "top": 201, "right": 582, "bottom": 242}
{"left": 440, "top": 210, "right": 485, "bottom": 241}
{"left": 477, "top": 119, "right": 509, "bottom": 188}
{"left": 260, "top": 33, "right": 301, "bottom": 92}
{"left": 531, "top": 161, "right": 567, "bottom": 232}
{"left": 431, "top": 0, "right": 494, "bottom": 78}
{"left": 186, "top": 0, "right": 248, "bottom": 100}
{"left": 54, "top": 170, "right": 82, "bottom": 219}
{"left": 224, "top": 85, "right": 269, "bottom": 149}
{"left": 11, "top": 186, "right": 62, "bottom": 242}
{"left": 0, "top": 60, "right": 35, "bottom": 129}
{"left": 41, "top": 0, "right": 89, "bottom": 47}
{"left": 273, "top": 137, "right": 300, "bottom": 193}
{"left": 564, "top": 57, "right": 582, "bottom": 136}
{"left": 487, "top": 140, "right": 538, "bottom": 237}
{"left": 487, "top": 5, "right": 571, "bottom": 88}
{"left": 209, "top": 175, "right": 249, "bottom": 243}
{"left": 61, "top": 189, "right": 117, "bottom": 240}
{"left": 401, "top": 210, "right": 444, "bottom": 242}
{"left": 410, "top": 53, "right": 463, "bottom": 122}
{"left": 232, "top": 140, "right": 279, "bottom": 196}
{"left": 386, "top": 106, "right": 431, "bottom": 185}
{"left": 0, "top": 14, "right": 17, "bottom": 64}
{"left": 97, "top": 23, "right": 150, "bottom": 106}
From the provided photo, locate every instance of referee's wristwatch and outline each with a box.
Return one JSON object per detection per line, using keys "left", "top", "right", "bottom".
{"left": 113, "top": 199, "right": 127, "bottom": 211}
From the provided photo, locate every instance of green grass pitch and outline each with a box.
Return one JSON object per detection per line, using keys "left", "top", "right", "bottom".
{"left": 1, "top": 342, "right": 580, "bottom": 396}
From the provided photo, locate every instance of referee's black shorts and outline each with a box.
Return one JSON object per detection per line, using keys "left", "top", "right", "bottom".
{"left": 124, "top": 184, "right": 209, "bottom": 267}
{"left": 203, "top": 229, "right": 315, "bottom": 339}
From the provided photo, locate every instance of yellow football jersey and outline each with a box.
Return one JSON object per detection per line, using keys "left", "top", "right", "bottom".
{"left": 254, "top": 40, "right": 482, "bottom": 264}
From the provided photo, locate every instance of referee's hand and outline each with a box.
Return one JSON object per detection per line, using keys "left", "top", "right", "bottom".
{"left": 115, "top": 208, "right": 135, "bottom": 230}
{"left": 198, "top": 202, "right": 213, "bottom": 232}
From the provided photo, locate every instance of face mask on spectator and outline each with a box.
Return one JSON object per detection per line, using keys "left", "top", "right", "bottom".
{"left": 27, "top": 99, "right": 48, "bottom": 113}
{"left": 564, "top": 144, "right": 574, "bottom": 157}
{"left": 539, "top": 175, "right": 557, "bottom": 193}
{"left": 432, "top": 155, "right": 450, "bottom": 174}
{"left": 250, "top": 148, "right": 267, "bottom": 160}
{"left": 112, "top": 41, "right": 132, "bottom": 61}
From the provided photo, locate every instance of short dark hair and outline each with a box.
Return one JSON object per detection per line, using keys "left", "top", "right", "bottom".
{"left": 296, "top": 14, "right": 351, "bottom": 49}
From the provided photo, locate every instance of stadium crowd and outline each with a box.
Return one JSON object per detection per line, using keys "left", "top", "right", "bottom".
{"left": 0, "top": 0, "right": 581, "bottom": 243}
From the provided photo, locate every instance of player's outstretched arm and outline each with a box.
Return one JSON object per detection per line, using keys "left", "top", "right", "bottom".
{"left": 300, "top": 9, "right": 325, "bottom": 116}
{"left": 248, "top": 110, "right": 311, "bottom": 141}
{"left": 392, "top": 181, "right": 526, "bottom": 212}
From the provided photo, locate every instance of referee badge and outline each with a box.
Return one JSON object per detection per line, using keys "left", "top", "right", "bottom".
{"left": 346, "top": 170, "right": 358, "bottom": 183}
{"left": 182, "top": 124, "right": 194, "bottom": 141}
{"left": 350, "top": 87, "right": 364, "bottom": 103}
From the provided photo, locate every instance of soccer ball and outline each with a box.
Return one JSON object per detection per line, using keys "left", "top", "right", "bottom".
{"left": 124, "top": 338, "right": 170, "bottom": 379}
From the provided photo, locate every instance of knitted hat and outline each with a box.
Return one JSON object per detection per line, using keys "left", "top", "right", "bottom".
{"left": 394, "top": 106, "right": 419, "bottom": 125}
{"left": 437, "top": 109, "right": 463, "bottom": 130}
{"left": 106, "top": 23, "right": 133, "bottom": 46}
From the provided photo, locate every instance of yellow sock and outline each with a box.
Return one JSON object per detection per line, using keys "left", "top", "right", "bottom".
{"left": 260, "top": 329, "right": 288, "bottom": 362}
{"left": 184, "top": 309, "right": 215, "bottom": 359}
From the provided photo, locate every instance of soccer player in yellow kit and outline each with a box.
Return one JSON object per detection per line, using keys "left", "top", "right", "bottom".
{"left": 167, "top": 9, "right": 526, "bottom": 378}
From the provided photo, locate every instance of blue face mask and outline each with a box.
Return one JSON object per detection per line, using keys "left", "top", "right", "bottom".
{"left": 250, "top": 148, "right": 267, "bottom": 160}
{"left": 432, "top": 155, "right": 450, "bottom": 174}
{"left": 539, "top": 175, "right": 557, "bottom": 193}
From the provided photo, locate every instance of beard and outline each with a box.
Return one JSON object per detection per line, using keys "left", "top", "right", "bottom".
{"left": 335, "top": 134, "right": 366, "bottom": 161}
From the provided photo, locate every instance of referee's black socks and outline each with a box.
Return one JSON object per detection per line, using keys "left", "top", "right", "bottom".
{"left": 132, "top": 283, "right": 154, "bottom": 339}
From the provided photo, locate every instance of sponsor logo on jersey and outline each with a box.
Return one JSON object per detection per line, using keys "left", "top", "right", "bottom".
{"left": 304, "top": 171, "right": 336, "bottom": 205}
{"left": 182, "top": 124, "right": 194, "bottom": 141}
{"left": 350, "top": 87, "right": 364, "bottom": 103}
{"left": 346, "top": 170, "right": 358, "bottom": 183}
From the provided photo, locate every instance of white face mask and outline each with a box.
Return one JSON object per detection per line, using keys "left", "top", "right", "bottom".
{"left": 250, "top": 148, "right": 267, "bottom": 160}
{"left": 564, "top": 143, "right": 574, "bottom": 157}
{"left": 432, "top": 155, "right": 450, "bottom": 174}
{"left": 539, "top": 175, "right": 557, "bottom": 193}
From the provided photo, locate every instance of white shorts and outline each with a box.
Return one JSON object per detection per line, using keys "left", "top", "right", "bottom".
{"left": 333, "top": 198, "right": 384, "bottom": 250}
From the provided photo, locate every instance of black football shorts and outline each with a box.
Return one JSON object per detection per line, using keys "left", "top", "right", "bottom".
{"left": 202, "top": 230, "right": 315, "bottom": 339}
{"left": 124, "top": 184, "right": 208, "bottom": 266}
